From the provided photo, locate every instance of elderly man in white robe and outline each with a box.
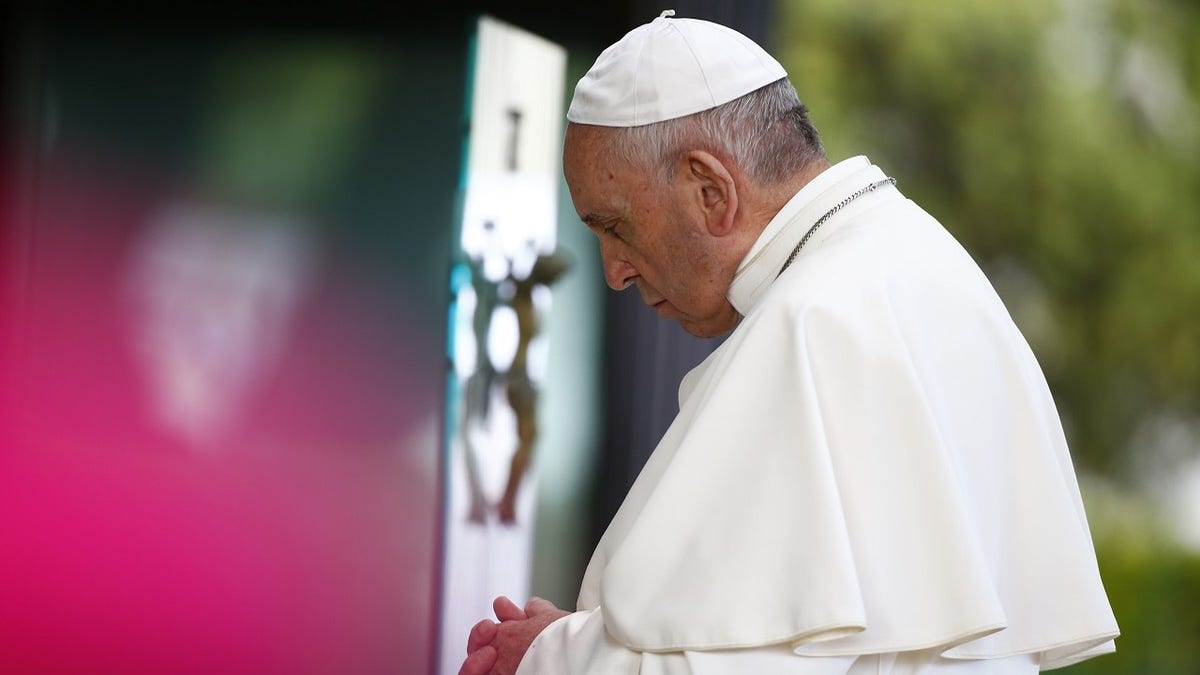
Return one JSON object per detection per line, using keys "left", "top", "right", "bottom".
{"left": 459, "top": 11, "right": 1119, "bottom": 675}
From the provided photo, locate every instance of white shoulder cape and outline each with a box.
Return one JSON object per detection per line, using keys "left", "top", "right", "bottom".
{"left": 534, "top": 159, "right": 1117, "bottom": 672}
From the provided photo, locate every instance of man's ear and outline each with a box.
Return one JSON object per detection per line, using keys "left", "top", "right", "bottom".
{"left": 683, "top": 150, "right": 738, "bottom": 237}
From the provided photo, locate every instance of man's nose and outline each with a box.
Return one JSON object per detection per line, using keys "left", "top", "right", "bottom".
{"left": 600, "top": 246, "right": 637, "bottom": 291}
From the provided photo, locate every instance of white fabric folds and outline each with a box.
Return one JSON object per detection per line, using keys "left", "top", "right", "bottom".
{"left": 570, "top": 159, "right": 1118, "bottom": 670}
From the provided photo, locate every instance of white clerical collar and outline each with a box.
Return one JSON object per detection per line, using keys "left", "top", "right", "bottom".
{"left": 728, "top": 155, "right": 885, "bottom": 315}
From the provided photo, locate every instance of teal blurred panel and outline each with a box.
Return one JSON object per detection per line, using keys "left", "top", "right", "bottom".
{"left": 437, "top": 15, "right": 570, "bottom": 675}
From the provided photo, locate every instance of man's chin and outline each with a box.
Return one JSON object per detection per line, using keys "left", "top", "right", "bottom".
{"left": 677, "top": 315, "right": 738, "bottom": 339}
{"left": 649, "top": 300, "right": 739, "bottom": 338}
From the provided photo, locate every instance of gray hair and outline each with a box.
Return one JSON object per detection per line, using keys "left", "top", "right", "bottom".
{"left": 602, "top": 78, "right": 824, "bottom": 185}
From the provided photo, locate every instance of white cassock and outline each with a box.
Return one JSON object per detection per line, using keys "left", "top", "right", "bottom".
{"left": 517, "top": 156, "right": 1119, "bottom": 674}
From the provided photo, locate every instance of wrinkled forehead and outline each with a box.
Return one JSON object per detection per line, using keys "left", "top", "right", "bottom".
{"left": 563, "top": 125, "right": 622, "bottom": 203}
{"left": 563, "top": 124, "right": 615, "bottom": 172}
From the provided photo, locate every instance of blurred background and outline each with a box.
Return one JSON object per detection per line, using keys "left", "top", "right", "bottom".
{"left": 0, "top": 0, "right": 1196, "bottom": 673}
{"left": 771, "top": 1, "right": 1200, "bottom": 673}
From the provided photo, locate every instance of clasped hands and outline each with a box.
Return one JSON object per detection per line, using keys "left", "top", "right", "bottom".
{"left": 459, "top": 595, "right": 570, "bottom": 675}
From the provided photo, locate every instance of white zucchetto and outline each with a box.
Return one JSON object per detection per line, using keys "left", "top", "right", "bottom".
{"left": 567, "top": 10, "right": 788, "bottom": 127}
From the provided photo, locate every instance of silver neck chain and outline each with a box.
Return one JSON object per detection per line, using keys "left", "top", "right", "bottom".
{"left": 776, "top": 177, "right": 896, "bottom": 278}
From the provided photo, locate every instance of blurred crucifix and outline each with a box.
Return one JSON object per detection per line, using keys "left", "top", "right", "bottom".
{"left": 496, "top": 246, "right": 569, "bottom": 523}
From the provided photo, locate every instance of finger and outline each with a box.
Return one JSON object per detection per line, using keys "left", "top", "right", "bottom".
{"left": 458, "top": 644, "right": 497, "bottom": 675}
{"left": 525, "top": 596, "right": 560, "bottom": 616}
{"left": 493, "top": 595, "right": 527, "bottom": 622}
{"left": 466, "top": 619, "right": 497, "bottom": 654}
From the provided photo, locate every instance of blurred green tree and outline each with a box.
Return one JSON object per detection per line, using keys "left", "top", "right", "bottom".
{"left": 777, "top": 0, "right": 1200, "bottom": 478}
{"left": 775, "top": 0, "right": 1200, "bottom": 672}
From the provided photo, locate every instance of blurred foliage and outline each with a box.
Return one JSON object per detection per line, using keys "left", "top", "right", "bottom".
{"left": 1077, "top": 475, "right": 1200, "bottom": 674}
{"left": 195, "top": 42, "right": 384, "bottom": 213}
{"left": 775, "top": 0, "right": 1200, "bottom": 671}
{"left": 776, "top": 0, "right": 1200, "bottom": 477}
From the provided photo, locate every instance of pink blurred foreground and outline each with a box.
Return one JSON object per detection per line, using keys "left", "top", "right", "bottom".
{"left": 0, "top": 156, "right": 442, "bottom": 673}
